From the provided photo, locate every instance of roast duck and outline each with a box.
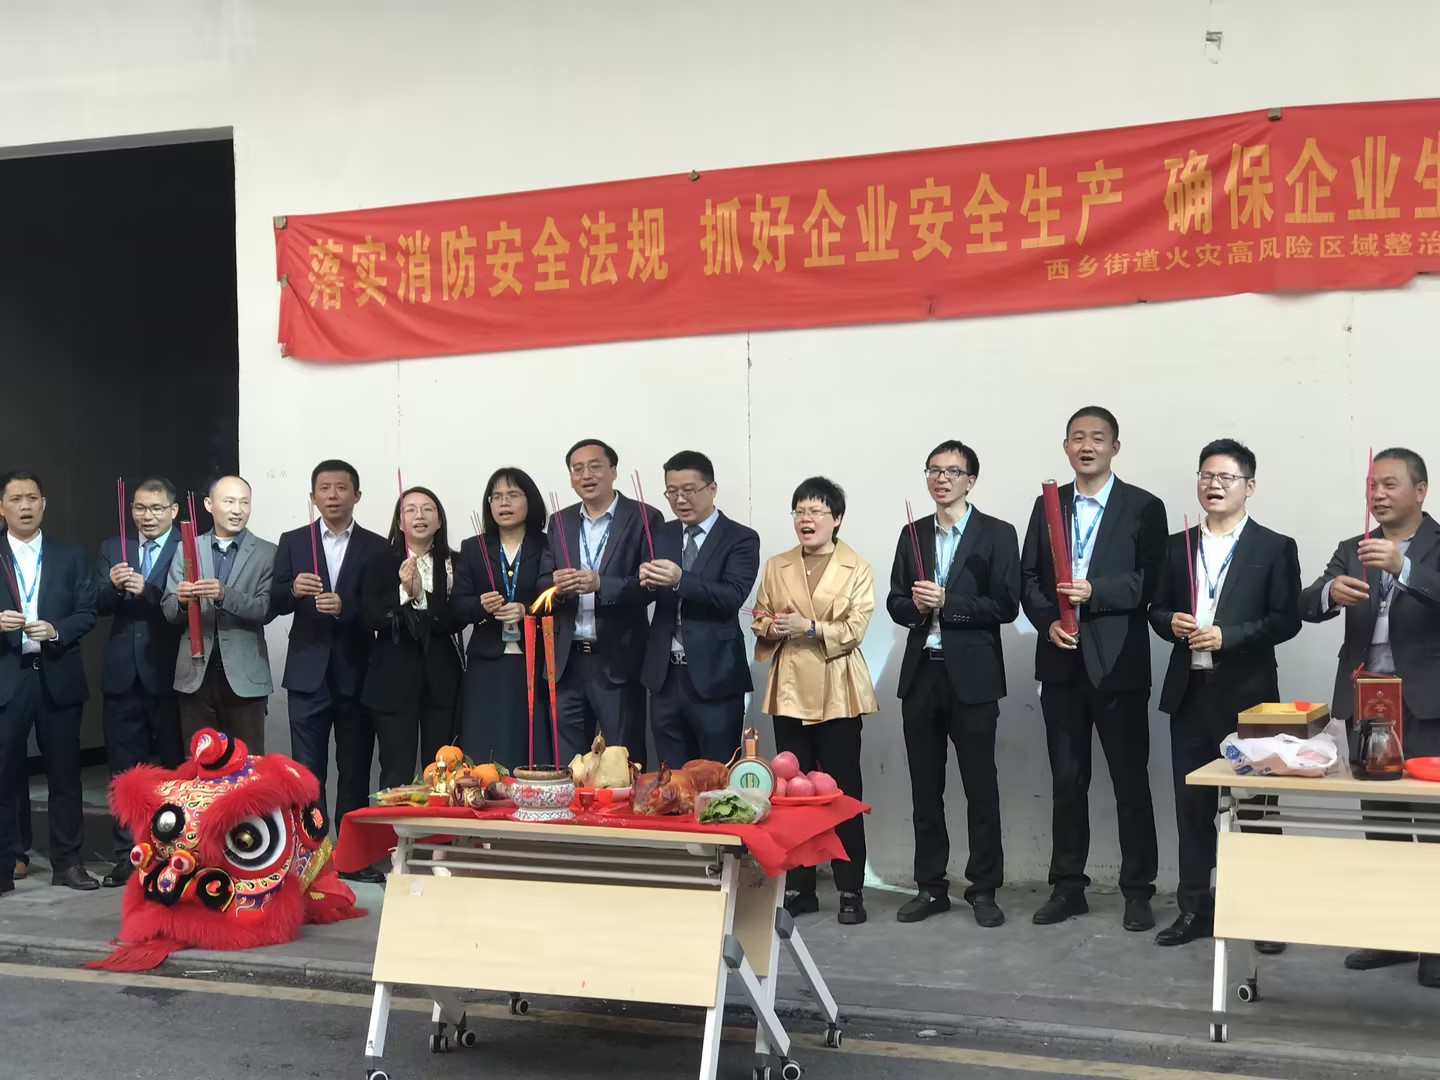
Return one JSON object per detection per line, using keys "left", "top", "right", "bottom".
{"left": 633, "top": 759, "right": 731, "bottom": 816}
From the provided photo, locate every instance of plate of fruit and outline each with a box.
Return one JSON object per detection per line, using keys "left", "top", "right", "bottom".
{"left": 767, "top": 751, "right": 843, "bottom": 806}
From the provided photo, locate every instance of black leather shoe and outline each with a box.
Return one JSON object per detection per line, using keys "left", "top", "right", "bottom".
{"left": 1419, "top": 955, "right": 1440, "bottom": 988}
{"left": 1254, "top": 940, "right": 1287, "bottom": 955}
{"left": 1155, "top": 911, "right": 1212, "bottom": 946}
{"left": 837, "top": 891, "right": 867, "bottom": 925}
{"left": 339, "top": 867, "right": 385, "bottom": 885}
{"left": 1345, "top": 948, "right": 1417, "bottom": 971}
{"left": 102, "top": 861, "right": 132, "bottom": 888}
{"left": 1032, "top": 891, "right": 1088, "bottom": 924}
{"left": 784, "top": 890, "right": 820, "bottom": 917}
{"left": 1123, "top": 898, "right": 1155, "bottom": 932}
{"left": 897, "top": 892, "right": 951, "bottom": 923}
{"left": 0, "top": 877, "right": 14, "bottom": 896}
{"left": 970, "top": 895, "right": 1006, "bottom": 928}
{"left": 52, "top": 865, "right": 100, "bottom": 891}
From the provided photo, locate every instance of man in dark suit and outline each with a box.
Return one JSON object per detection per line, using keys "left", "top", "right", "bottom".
{"left": 0, "top": 470, "right": 100, "bottom": 894}
{"left": 1021, "top": 406, "right": 1166, "bottom": 931}
{"left": 1300, "top": 446, "right": 1440, "bottom": 988}
{"left": 639, "top": 451, "right": 759, "bottom": 767}
{"left": 540, "top": 439, "right": 663, "bottom": 766}
{"left": 268, "top": 460, "right": 385, "bottom": 874}
{"left": 1148, "top": 439, "right": 1301, "bottom": 947}
{"left": 887, "top": 440, "right": 1020, "bottom": 929}
{"left": 95, "top": 474, "right": 184, "bottom": 887}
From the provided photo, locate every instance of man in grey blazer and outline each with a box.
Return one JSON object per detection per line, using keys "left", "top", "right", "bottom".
{"left": 162, "top": 475, "right": 276, "bottom": 752}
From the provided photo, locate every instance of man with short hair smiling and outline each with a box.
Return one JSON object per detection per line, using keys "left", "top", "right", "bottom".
{"left": 639, "top": 450, "right": 759, "bottom": 767}
{"left": 0, "top": 470, "right": 99, "bottom": 894}
{"left": 163, "top": 475, "right": 276, "bottom": 752}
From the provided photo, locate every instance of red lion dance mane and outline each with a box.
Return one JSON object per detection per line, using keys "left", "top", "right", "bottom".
{"left": 88, "top": 728, "right": 365, "bottom": 972}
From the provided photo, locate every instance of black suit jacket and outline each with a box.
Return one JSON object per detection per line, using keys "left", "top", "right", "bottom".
{"left": 537, "top": 492, "right": 664, "bottom": 684}
{"left": 0, "top": 538, "right": 98, "bottom": 707}
{"left": 452, "top": 531, "right": 547, "bottom": 662}
{"left": 640, "top": 512, "right": 760, "bottom": 700}
{"left": 268, "top": 521, "right": 386, "bottom": 697}
{"left": 1021, "top": 476, "right": 1167, "bottom": 693}
{"left": 1299, "top": 513, "right": 1440, "bottom": 720}
{"left": 95, "top": 532, "right": 182, "bottom": 696}
{"left": 1148, "top": 519, "right": 1302, "bottom": 716}
{"left": 358, "top": 548, "right": 464, "bottom": 712}
{"left": 887, "top": 507, "right": 1021, "bottom": 704}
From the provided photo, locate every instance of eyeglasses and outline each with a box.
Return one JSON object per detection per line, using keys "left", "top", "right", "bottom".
{"left": 664, "top": 483, "right": 713, "bottom": 501}
{"left": 924, "top": 467, "right": 972, "bottom": 481}
{"left": 791, "top": 506, "right": 833, "bottom": 520}
{"left": 1196, "top": 472, "right": 1251, "bottom": 487}
{"left": 487, "top": 491, "right": 523, "bottom": 504}
{"left": 568, "top": 462, "right": 611, "bottom": 477}
{"left": 402, "top": 504, "right": 438, "bottom": 518}
{"left": 132, "top": 503, "right": 176, "bottom": 516}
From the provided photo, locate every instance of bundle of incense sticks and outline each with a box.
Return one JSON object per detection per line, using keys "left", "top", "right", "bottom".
{"left": 469, "top": 510, "right": 497, "bottom": 591}
{"left": 1183, "top": 514, "right": 1197, "bottom": 615}
{"left": 903, "top": 499, "right": 924, "bottom": 577}
{"left": 0, "top": 551, "right": 19, "bottom": 605}
{"left": 308, "top": 497, "right": 321, "bottom": 578}
{"left": 116, "top": 478, "right": 128, "bottom": 565}
{"left": 549, "top": 492, "right": 573, "bottom": 568}
{"left": 632, "top": 471, "right": 656, "bottom": 561}
{"left": 1363, "top": 447, "right": 1374, "bottom": 541}
{"left": 742, "top": 606, "right": 772, "bottom": 619}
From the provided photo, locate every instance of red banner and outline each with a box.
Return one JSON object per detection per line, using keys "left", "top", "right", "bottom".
{"left": 275, "top": 99, "right": 1440, "bottom": 362}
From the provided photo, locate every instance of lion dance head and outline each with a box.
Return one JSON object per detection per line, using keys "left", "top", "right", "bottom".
{"left": 88, "top": 728, "right": 365, "bottom": 972}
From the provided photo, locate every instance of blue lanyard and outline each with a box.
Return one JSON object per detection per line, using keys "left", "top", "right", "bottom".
{"left": 579, "top": 516, "right": 611, "bottom": 571}
{"left": 933, "top": 527, "right": 959, "bottom": 584}
{"left": 1197, "top": 537, "right": 1238, "bottom": 600}
{"left": 1072, "top": 501, "right": 1103, "bottom": 568}
{"left": 499, "top": 541, "right": 521, "bottom": 603}
{"left": 11, "top": 546, "right": 41, "bottom": 606}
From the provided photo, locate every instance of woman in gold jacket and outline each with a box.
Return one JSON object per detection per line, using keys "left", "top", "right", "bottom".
{"left": 753, "top": 477, "right": 878, "bottom": 925}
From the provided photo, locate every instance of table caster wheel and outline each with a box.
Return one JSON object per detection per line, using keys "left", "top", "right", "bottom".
{"left": 823, "top": 1025, "right": 843, "bottom": 1049}
{"left": 366, "top": 1071, "right": 389, "bottom": 1080}
{"left": 1209, "top": 1022, "right": 1228, "bottom": 1043}
{"left": 428, "top": 1032, "right": 450, "bottom": 1053}
{"left": 458, "top": 1028, "right": 479, "bottom": 1048}
{"left": 780, "top": 1060, "right": 803, "bottom": 1080}
{"left": 1236, "top": 978, "right": 1259, "bottom": 1004}
{"left": 507, "top": 995, "right": 529, "bottom": 1016}
{"left": 752, "top": 1067, "right": 772, "bottom": 1080}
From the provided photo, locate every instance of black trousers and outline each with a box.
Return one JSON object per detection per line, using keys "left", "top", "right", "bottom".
{"left": 372, "top": 689, "right": 457, "bottom": 792}
{"left": 288, "top": 670, "right": 375, "bottom": 834}
{"left": 901, "top": 659, "right": 1002, "bottom": 900}
{"left": 0, "top": 664, "right": 84, "bottom": 869}
{"left": 650, "top": 661, "right": 744, "bottom": 769}
{"left": 555, "top": 648, "right": 647, "bottom": 769}
{"left": 773, "top": 714, "right": 865, "bottom": 895}
{"left": 1169, "top": 669, "right": 1278, "bottom": 914}
{"left": 1041, "top": 679, "right": 1158, "bottom": 899}
{"left": 103, "top": 680, "right": 182, "bottom": 859}
{"left": 179, "top": 655, "right": 267, "bottom": 753}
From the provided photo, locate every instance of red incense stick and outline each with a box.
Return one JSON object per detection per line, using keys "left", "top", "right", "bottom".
{"left": 470, "top": 511, "right": 497, "bottom": 591}
{"left": 1363, "top": 447, "right": 1374, "bottom": 541}
{"left": 1183, "top": 514, "right": 1197, "bottom": 615}
{"left": 117, "top": 478, "right": 128, "bottom": 565}
{"left": 632, "top": 471, "right": 656, "bottom": 561}
{"left": 549, "top": 492, "right": 573, "bottom": 568}
{"left": 309, "top": 497, "right": 321, "bottom": 578}
{"left": 904, "top": 499, "right": 925, "bottom": 579}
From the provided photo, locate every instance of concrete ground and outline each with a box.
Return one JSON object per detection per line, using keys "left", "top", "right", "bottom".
{"left": 1, "top": 853, "right": 1435, "bottom": 1080}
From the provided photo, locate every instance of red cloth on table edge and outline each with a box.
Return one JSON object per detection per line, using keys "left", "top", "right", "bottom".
{"left": 333, "top": 796, "right": 869, "bottom": 880}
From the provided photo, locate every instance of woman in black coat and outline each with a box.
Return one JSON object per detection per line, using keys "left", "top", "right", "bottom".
{"left": 361, "top": 485, "right": 464, "bottom": 790}
{"left": 452, "top": 467, "right": 550, "bottom": 769}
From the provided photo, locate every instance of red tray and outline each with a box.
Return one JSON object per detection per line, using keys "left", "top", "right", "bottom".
{"left": 1404, "top": 757, "right": 1440, "bottom": 782}
{"left": 772, "top": 791, "right": 843, "bottom": 807}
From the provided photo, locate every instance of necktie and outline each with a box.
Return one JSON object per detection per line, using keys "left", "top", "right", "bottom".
{"left": 675, "top": 525, "right": 703, "bottom": 646}
{"left": 140, "top": 541, "right": 156, "bottom": 580}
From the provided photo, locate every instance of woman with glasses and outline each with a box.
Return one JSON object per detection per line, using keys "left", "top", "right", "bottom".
{"left": 752, "top": 477, "right": 878, "bottom": 925}
{"left": 453, "top": 467, "right": 550, "bottom": 769}
{"left": 361, "top": 485, "right": 464, "bottom": 790}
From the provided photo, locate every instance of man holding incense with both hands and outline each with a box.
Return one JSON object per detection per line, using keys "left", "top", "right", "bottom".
{"left": 1300, "top": 447, "right": 1440, "bottom": 989}
{"left": 1147, "top": 439, "right": 1300, "bottom": 950}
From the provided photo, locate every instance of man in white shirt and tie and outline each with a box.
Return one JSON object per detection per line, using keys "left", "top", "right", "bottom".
{"left": 0, "top": 470, "right": 100, "bottom": 894}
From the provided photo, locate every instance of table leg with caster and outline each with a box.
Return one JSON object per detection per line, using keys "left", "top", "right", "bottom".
{"left": 699, "top": 856, "right": 740, "bottom": 1080}
{"left": 364, "top": 981, "right": 393, "bottom": 1077}
{"left": 507, "top": 993, "right": 530, "bottom": 1016}
{"left": 425, "top": 987, "right": 469, "bottom": 1052}
{"left": 774, "top": 909, "right": 840, "bottom": 1029}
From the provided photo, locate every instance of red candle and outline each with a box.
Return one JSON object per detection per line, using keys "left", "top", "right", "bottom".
{"left": 523, "top": 614, "right": 537, "bottom": 768}
{"left": 1041, "top": 481, "right": 1079, "bottom": 637}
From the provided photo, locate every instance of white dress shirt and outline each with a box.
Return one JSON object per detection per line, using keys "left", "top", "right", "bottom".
{"left": 926, "top": 506, "right": 973, "bottom": 650}
{"left": 575, "top": 495, "right": 618, "bottom": 642}
{"left": 1071, "top": 473, "right": 1116, "bottom": 582}
{"left": 1192, "top": 515, "right": 1247, "bottom": 670}
{"left": 7, "top": 531, "right": 43, "bottom": 654}
{"left": 321, "top": 520, "right": 354, "bottom": 587}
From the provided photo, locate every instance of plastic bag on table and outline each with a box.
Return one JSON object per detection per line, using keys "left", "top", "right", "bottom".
{"left": 695, "top": 788, "right": 770, "bottom": 825}
{"left": 1220, "top": 731, "right": 1339, "bottom": 778}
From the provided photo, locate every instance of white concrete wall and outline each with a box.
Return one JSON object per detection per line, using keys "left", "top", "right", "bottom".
{"left": 5, "top": 0, "right": 1440, "bottom": 888}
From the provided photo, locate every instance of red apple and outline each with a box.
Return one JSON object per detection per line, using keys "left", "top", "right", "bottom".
{"left": 771, "top": 751, "right": 801, "bottom": 780}
{"left": 787, "top": 775, "right": 815, "bottom": 798}
{"left": 772, "top": 775, "right": 788, "bottom": 797}
{"left": 808, "top": 771, "right": 839, "bottom": 796}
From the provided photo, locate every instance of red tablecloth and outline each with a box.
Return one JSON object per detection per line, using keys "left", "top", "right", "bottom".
{"left": 334, "top": 796, "right": 868, "bottom": 880}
